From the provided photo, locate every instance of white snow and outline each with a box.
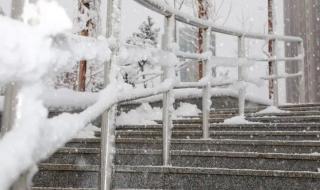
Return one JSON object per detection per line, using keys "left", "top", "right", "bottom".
{"left": 175, "top": 103, "right": 201, "bottom": 117}
{"left": 76, "top": 123, "right": 99, "bottom": 138}
{"left": 223, "top": 116, "right": 258, "bottom": 124}
{"left": 257, "top": 106, "right": 289, "bottom": 114}
{"left": 116, "top": 103, "right": 160, "bottom": 125}
{"left": 116, "top": 102, "right": 201, "bottom": 125}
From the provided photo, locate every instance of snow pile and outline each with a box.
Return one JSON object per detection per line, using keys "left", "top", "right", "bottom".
{"left": 116, "top": 103, "right": 200, "bottom": 125}
{"left": 175, "top": 103, "right": 201, "bottom": 117}
{"left": 0, "top": 1, "right": 71, "bottom": 84}
{"left": 257, "top": 106, "right": 289, "bottom": 114}
{"left": 116, "top": 103, "right": 161, "bottom": 125}
{"left": 223, "top": 116, "right": 257, "bottom": 125}
{"left": 76, "top": 124, "right": 99, "bottom": 138}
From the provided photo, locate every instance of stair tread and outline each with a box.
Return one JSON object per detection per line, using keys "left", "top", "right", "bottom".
{"left": 32, "top": 188, "right": 97, "bottom": 190}
{"left": 116, "top": 138, "right": 320, "bottom": 146}
{"left": 115, "top": 165, "right": 320, "bottom": 178}
{"left": 116, "top": 149, "right": 320, "bottom": 159}
{"left": 38, "top": 163, "right": 99, "bottom": 171}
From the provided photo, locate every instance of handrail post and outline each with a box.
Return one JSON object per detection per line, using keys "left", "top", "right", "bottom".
{"left": 238, "top": 35, "right": 246, "bottom": 116}
{"left": 100, "top": 0, "right": 121, "bottom": 189}
{"left": 272, "top": 39, "right": 279, "bottom": 106}
{"left": 202, "top": 27, "right": 212, "bottom": 139}
{"left": 162, "top": 14, "right": 175, "bottom": 166}
{"left": 298, "top": 41, "right": 306, "bottom": 103}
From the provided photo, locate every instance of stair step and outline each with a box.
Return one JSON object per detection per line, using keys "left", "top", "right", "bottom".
{"left": 115, "top": 149, "right": 320, "bottom": 171}
{"left": 117, "top": 123, "right": 320, "bottom": 131}
{"left": 247, "top": 116, "right": 320, "bottom": 123}
{"left": 33, "top": 164, "right": 99, "bottom": 188}
{"left": 32, "top": 188, "right": 97, "bottom": 190}
{"left": 43, "top": 148, "right": 100, "bottom": 165}
{"left": 65, "top": 138, "right": 100, "bottom": 148}
{"left": 114, "top": 165, "right": 320, "bottom": 189}
{"left": 115, "top": 130, "right": 320, "bottom": 140}
{"left": 116, "top": 138, "right": 320, "bottom": 154}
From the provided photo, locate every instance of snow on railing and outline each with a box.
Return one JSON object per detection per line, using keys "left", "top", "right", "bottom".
{"left": 0, "top": 0, "right": 306, "bottom": 190}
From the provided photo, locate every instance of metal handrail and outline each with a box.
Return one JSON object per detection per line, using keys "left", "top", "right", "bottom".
{"left": 1, "top": 1, "right": 305, "bottom": 190}
{"left": 98, "top": 1, "right": 306, "bottom": 189}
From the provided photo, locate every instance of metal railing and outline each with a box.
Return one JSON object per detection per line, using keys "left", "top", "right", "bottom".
{"left": 0, "top": 0, "right": 305, "bottom": 189}
{"left": 99, "top": 0, "right": 306, "bottom": 189}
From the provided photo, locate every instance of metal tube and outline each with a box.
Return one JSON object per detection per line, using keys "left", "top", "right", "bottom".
{"left": 100, "top": 0, "right": 121, "bottom": 189}
{"left": 298, "top": 42, "right": 306, "bottom": 103}
{"left": 162, "top": 14, "right": 175, "bottom": 166}
{"left": 238, "top": 36, "right": 246, "bottom": 116}
{"left": 202, "top": 28, "right": 211, "bottom": 139}
{"left": 100, "top": 108, "right": 116, "bottom": 190}
{"left": 271, "top": 39, "right": 279, "bottom": 106}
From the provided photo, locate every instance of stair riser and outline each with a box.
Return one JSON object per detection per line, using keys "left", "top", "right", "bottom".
{"left": 118, "top": 126, "right": 320, "bottom": 132}
{"left": 33, "top": 171, "right": 98, "bottom": 188}
{"left": 65, "top": 142, "right": 100, "bottom": 149}
{"left": 114, "top": 172, "right": 320, "bottom": 190}
{"left": 170, "top": 118, "right": 320, "bottom": 124}
{"left": 248, "top": 118, "right": 320, "bottom": 123}
{"left": 116, "top": 143, "right": 320, "bottom": 154}
{"left": 115, "top": 154, "right": 320, "bottom": 171}
{"left": 44, "top": 153, "right": 100, "bottom": 165}
{"left": 116, "top": 134, "right": 320, "bottom": 141}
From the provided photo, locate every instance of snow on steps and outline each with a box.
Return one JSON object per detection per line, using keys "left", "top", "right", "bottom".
{"left": 29, "top": 104, "right": 320, "bottom": 189}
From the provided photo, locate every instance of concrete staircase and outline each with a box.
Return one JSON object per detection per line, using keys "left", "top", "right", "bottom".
{"left": 31, "top": 104, "right": 320, "bottom": 189}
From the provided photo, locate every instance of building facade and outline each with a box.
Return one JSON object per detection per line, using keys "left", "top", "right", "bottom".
{"left": 284, "top": 0, "right": 320, "bottom": 103}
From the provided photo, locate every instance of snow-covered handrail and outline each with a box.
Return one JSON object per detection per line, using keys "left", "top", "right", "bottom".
{"left": 133, "top": 0, "right": 306, "bottom": 106}
{"left": 133, "top": 0, "right": 302, "bottom": 42}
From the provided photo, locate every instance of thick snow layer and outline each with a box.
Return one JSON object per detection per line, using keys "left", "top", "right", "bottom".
{"left": 257, "top": 106, "right": 289, "bottom": 114}
{"left": 129, "top": 88, "right": 271, "bottom": 106}
{"left": 116, "top": 103, "right": 160, "bottom": 125}
{"left": 42, "top": 88, "right": 98, "bottom": 110}
{"left": 223, "top": 116, "right": 258, "bottom": 124}
{"left": 116, "top": 102, "right": 201, "bottom": 125}
{"left": 175, "top": 103, "right": 201, "bottom": 117}
{"left": 76, "top": 123, "right": 99, "bottom": 138}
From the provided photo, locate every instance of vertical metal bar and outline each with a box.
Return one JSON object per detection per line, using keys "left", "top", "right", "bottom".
{"left": 272, "top": 39, "right": 279, "bottom": 107}
{"left": 238, "top": 36, "right": 246, "bottom": 116}
{"left": 1, "top": 84, "right": 18, "bottom": 137}
{"left": 100, "top": 0, "right": 121, "bottom": 189}
{"left": 162, "top": 14, "right": 175, "bottom": 166}
{"left": 298, "top": 41, "right": 306, "bottom": 103}
{"left": 202, "top": 27, "right": 211, "bottom": 139}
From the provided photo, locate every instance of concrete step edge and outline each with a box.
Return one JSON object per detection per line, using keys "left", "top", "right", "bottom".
{"left": 116, "top": 131, "right": 320, "bottom": 136}
{"left": 116, "top": 149, "right": 320, "bottom": 160}
{"left": 38, "top": 164, "right": 99, "bottom": 172}
{"left": 32, "top": 188, "right": 97, "bottom": 190}
{"left": 115, "top": 165, "right": 320, "bottom": 179}
{"left": 116, "top": 138, "right": 320, "bottom": 146}
{"left": 57, "top": 147, "right": 100, "bottom": 154}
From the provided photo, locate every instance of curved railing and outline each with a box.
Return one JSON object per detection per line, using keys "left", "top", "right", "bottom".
{"left": 1, "top": 0, "right": 305, "bottom": 189}
{"left": 100, "top": 0, "right": 306, "bottom": 189}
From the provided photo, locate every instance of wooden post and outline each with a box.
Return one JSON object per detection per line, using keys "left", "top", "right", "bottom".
{"left": 197, "top": 0, "right": 208, "bottom": 80}
{"left": 78, "top": 0, "right": 91, "bottom": 91}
